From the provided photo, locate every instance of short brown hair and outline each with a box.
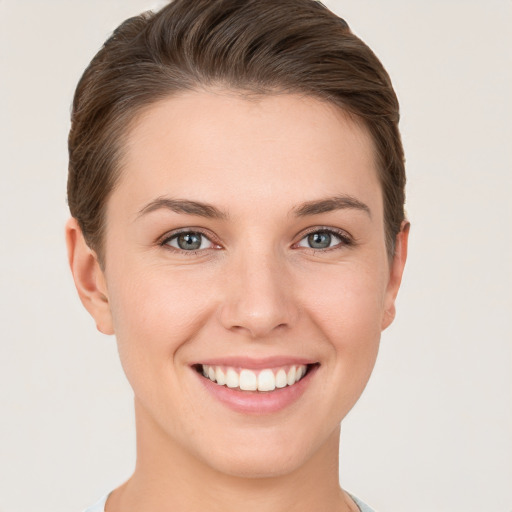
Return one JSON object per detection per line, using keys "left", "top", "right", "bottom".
{"left": 68, "top": 0, "right": 405, "bottom": 263}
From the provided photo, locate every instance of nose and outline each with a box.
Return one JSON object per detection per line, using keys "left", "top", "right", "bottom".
{"left": 218, "top": 249, "right": 299, "bottom": 339}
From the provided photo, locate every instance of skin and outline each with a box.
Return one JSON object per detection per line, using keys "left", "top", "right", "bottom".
{"left": 67, "top": 90, "right": 408, "bottom": 512}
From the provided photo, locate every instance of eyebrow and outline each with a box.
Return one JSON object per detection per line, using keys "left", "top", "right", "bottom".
{"left": 292, "top": 195, "right": 371, "bottom": 218}
{"left": 137, "top": 197, "right": 228, "bottom": 220}
{"left": 136, "top": 194, "right": 371, "bottom": 221}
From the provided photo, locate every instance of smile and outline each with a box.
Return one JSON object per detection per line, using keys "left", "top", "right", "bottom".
{"left": 198, "top": 364, "right": 309, "bottom": 392}
{"left": 192, "top": 358, "right": 320, "bottom": 414}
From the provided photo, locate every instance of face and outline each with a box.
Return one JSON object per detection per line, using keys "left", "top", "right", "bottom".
{"left": 76, "top": 90, "right": 407, "bottom": 478}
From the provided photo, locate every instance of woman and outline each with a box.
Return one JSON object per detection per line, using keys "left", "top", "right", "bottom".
{"left": 66, "top": 0, "right": 409, "bottom": 510}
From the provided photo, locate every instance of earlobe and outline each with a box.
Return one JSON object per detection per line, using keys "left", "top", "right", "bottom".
{"left": 65, "top": 218, "right": 114, "bottom": 335}
{"left": 381, "top": 220, "right": 410, "bottom": 331}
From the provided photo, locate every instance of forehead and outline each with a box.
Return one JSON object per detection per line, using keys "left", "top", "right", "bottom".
{"left": 113, "top": 90, "right": 382, "bottom": 218}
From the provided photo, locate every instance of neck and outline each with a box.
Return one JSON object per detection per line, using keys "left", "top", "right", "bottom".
{"left": 107, "top": 400, "right": 357, "bottom": 512}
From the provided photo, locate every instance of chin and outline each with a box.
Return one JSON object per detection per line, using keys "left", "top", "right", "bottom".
{"left": 204, "top": 446, "right": 308, "bottom": 479}
{"left": 190, "top": 424, "right": 328, "bottom": 479}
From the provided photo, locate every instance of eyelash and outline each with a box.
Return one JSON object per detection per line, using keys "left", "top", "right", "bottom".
{"left": 159, "top": 229, "right": 218, "bottom": 255}
{"left": 158, "top": 227, "right": 354, "bottom": 255}
{"left": 296, "top": 227, "right": 354, "bottom": 252}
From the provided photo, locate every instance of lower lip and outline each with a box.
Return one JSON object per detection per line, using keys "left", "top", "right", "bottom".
{"left": 194, "top": 365, "right": 318, "bottom": 414}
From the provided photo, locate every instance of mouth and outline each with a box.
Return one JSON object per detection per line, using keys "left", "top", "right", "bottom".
{"left": 192, "top": 363, "right": 319, "bottom": 393}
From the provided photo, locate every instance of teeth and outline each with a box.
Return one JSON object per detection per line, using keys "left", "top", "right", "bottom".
{"left": 215, "top": 367, "right": 226, "bottom": 386}
{"left": 239, "top": 369, "right": 257, "bottom": 391}
{"left": 200, "top": 364, "right": 309, "bottom": 392}
{"left": 287, "top": 366, "right": 296, "bottom": 386}
{"left": 225, "top": 368, "right": 239, "bottom": 388}
{"left": 258, "top": 369, "right": 276, "bottom": 392}
{"left": 275, "top": 369, "right": 287, "bottom": 388}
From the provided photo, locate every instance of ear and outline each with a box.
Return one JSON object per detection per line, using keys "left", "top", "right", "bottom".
{"left": 65, "top": 218, "right": 114, "bottom": 335}
{"left": 381, "top": 220, "right": 410, "bottom": 330}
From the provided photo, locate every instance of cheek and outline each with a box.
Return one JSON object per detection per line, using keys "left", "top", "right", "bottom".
{"left": 304, "top": 262, "right": 387, "bottom": 335}
{"left": 106, "top": 266, "right": 216, "bottom": 383}
{"left": 300, "top": 262, "right": 387, "bottom": 379}
{"left": 279, "top": 262, "right": 389, "bottom": 431}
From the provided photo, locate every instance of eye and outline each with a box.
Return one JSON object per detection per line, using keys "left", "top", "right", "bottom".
{"left": 297, "top": 229, "right": 351, "bottom": 250}
{"left": 164, "top": 231, "right": 214, "bottom": 251}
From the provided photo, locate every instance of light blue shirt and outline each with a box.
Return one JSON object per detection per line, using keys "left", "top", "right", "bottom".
{"left": 83, "top": 494, "right": 108, "bottom": 512}
{"left": 350, "top": 493, "right": 377, "bottom": 512}
{"left": 83, "top": 492, "right": 376, "bottom": 512}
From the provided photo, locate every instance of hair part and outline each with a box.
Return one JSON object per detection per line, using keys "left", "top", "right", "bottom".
{"left": 68, "top": 0, "right": 406, "bottom": 265}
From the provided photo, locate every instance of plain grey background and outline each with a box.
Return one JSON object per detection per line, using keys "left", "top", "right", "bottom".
{"left": 0, "top": 1, "right": 511, "bottom": 511}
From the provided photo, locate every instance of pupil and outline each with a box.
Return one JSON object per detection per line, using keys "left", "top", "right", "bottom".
{"left": 178, "top": 233, "right": 202, "bottom": 250}
{"left": 308, "top": 232, "right": 331, "bottom": 249}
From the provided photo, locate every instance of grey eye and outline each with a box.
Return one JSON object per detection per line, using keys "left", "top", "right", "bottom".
{"left": 307, "top": 231, "right": 332, "bottom": 249}
{"left": 298, "top": 230, "right": 343, "bottom": 250}
{"left": 167, "top": 232, "right": 211, "bottom": 251}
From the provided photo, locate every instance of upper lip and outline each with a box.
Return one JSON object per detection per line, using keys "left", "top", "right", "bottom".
{"left": 191, "top": 356, "right": 318, "bottom": 369}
